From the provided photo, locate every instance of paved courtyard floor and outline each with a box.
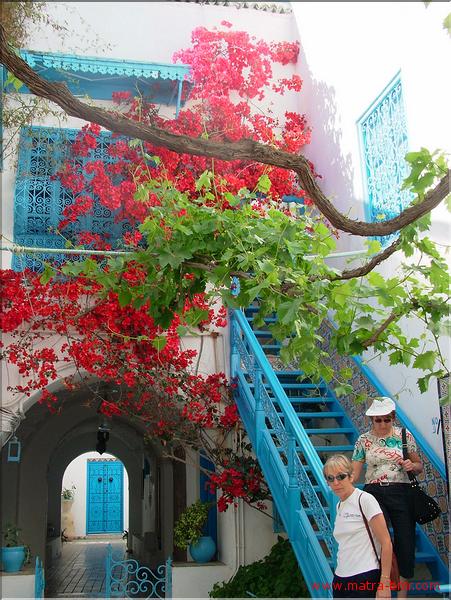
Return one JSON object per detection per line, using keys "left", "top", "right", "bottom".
{"left": 45, "top": 535, "right": 125, "bottom": 598}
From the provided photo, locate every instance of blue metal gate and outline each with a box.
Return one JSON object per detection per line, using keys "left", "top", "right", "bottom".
{"left": 87, "top": 460, "right": 124, "bottom": 534}
{"left": 105, "top": 544, "right": 171, "bottom": 598}
{"left": 34, "top": 556, "right": 45, "bottom": 598}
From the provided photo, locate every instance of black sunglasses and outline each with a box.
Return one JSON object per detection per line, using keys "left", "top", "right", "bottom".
{"left": 373, "top": 417, "right": 393, "bottom": 423}
{"left": 325, "top": 473, "right": 349, "bottom": 483}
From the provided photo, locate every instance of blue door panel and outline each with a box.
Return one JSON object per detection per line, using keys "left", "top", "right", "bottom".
{"left": 200, "top": 453, "right": 217, "bottom": 547}
{"left": 87, "top": 461, "right": 123, "bottom": 534}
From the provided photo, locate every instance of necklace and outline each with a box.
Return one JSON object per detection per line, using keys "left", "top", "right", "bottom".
{"left": 371, "top": 426, "right": 394, "bottom": 447}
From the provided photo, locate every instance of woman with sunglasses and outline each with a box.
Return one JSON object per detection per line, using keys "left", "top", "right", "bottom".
{"left": 352, "top": 397, "right": 423, "bottom": 597}
{"left": 324, "top": 454, "right": 392, "bottom": 598}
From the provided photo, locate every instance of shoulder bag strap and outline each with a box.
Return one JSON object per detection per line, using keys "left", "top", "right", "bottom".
{"left": 358, "top": 493, "right": 381, "bottom": 567}
{"left": 401, "top": 427, "right": 417, "bottom": 484}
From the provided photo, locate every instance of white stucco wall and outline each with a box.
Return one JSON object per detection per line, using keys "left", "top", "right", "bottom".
{"left": 62, "top": 451, "right": 129, "bottom": 537}
{"left": 291, "top": 2, "right": 450, "bottom": 459}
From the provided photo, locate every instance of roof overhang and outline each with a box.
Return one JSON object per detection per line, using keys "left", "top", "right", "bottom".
{"left": 5, "top": 50, "right": 192, "bottom": 111}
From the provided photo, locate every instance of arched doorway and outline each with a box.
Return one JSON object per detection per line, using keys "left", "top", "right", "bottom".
{"left": 61, "top": 452, "right": 129, "bottom": 539}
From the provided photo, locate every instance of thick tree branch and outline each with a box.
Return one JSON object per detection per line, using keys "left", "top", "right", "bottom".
{"left": 361, "top": 311, "right": 402, "bottom": 349}
{"left": 1, "top": 26, "right": 449, "bottom": 237}
{"left": 279, "top": 240, "right": 402, "bottom": 292}
{"left": 331, "top": 239, "right": 401, "bottom": 281}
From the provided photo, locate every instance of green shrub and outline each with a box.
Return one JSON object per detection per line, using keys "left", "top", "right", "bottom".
{"left": 209, "top": 536, "right": 309, "bottom": 598}
{"left": 173, "top": 500, "right": 212, "bottom": 550}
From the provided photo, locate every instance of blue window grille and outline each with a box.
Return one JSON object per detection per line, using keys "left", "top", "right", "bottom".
{"left": 357, "top": 74, "right": 412, "bottom": 242}
{"left": 12, "top": 126, "right": 128, "bottom": 271}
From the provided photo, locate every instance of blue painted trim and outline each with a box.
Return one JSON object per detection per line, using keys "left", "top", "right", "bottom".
{"left": 7, "top": 50, "right": 192, "bottom": 105}
{"left": 19, "top": 49, "right": 191, "bottom": 82}
{"left": 350, "top": 354, "right": 446, "bottom": 480}
{"left": 85, "top": 460, "right": 91, "bottom": 536}
{"left": 357, "top": 70, "right": 402, "bottom": 125}
{"left": 199, "top": 453, "right": 218, "bottom": 549}
{"left": 176, "top": 80, "right": 183, "bottom": 118}
{"left": 119, "top": 461, "right": 124, "bottom": 534}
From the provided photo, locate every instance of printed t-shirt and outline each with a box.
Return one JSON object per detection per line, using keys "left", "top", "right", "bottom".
{"left": 352, "top": 426, "right": 417, "bottom": 484}
{"left": 334, "top": 488, "right": 383, "bottom": 577}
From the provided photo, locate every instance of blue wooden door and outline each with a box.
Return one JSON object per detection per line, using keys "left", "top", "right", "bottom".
{"left": 87, "top": 460, "right": 123, "bottom": 534}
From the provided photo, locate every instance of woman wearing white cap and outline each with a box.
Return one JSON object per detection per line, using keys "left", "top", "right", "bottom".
{"left": 352, "top": 397, "right": 423, "bottom": 597}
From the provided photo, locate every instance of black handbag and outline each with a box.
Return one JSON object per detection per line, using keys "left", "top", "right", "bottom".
{"left": 401, "top": 428, "right": 441, "bottom": 524}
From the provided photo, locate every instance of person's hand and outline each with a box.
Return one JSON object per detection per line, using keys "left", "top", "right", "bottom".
{"left": 401, "top": 459, "right": 416, "bottom": 472}
{"left": 376, "top": 583, "right": 391, "bottom": 598}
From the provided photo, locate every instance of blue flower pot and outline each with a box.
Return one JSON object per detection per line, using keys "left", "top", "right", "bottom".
{"left": 1, "top": 546, "right": 26, "bottom": 572}
{"left": 189, "top": 536, "right": 216, "bottom": 563}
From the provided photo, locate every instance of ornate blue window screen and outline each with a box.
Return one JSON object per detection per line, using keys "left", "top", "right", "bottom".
{"left": 13, "top": 126, "right": 127, "bottom": 271}
{"left": 358, "top": 75, "right": 412, "bottom": 232}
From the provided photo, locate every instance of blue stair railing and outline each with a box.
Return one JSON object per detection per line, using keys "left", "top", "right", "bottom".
{"left": 231, "top": 309, "right": 337, "bottom": 596}
{"left": 231, "top": 306, "right": 449, "bottom": 597}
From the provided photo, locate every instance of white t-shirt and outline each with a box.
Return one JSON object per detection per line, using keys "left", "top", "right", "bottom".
{"left": 334, "top": 489, "right": 383, "bottom": 577}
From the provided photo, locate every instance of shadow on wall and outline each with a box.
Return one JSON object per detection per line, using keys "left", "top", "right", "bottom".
{"left": 296, "top": 45, "right": 363, "bottom": 254}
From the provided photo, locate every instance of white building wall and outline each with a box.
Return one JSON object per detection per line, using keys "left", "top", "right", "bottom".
{"left": 62, "top": 451, "right": 129, "bottom": 538}
{"left": 291, "top": 2, "right": 450, "bottom": 458}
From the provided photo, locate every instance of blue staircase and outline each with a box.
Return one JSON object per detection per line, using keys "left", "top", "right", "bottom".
{"left": 230, "top": 306, "right": 449, "bottom": 597}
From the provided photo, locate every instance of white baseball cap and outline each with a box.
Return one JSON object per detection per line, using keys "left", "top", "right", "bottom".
{"left": 365, "top": 396, "right": 396, "bottom": 416}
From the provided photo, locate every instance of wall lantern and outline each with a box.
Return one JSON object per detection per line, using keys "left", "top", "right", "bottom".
{"left": 7, "top": 435, "right": 21, "bottom": 462}
{"left": 96, "top": 424, "right": 110, "bottom": 455}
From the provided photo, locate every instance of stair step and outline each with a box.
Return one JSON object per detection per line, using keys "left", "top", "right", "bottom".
{"left": 274, "top": 372, "right": 314, "bottom": 380}
{"left": 254, "top": 330, "right": 275, "bottom": 338}
{"left": 286, "top": 397, "right": 336, "bottom": 404}
{"left": 275, "top": 412, "right": 345, "bottom": 420}
{"left": 247, "top": 316, "right": 277, "bottom": 323}
{"left": 245, "top": 306, "right": 271, "bottom": 314}
{"left": 312, "top": 445, "right": 355, "bottom": 452}
{"left": 305, "top": 428, "right": 355, "bottom": 435}
{"left": 283, "top": 383, "right": 327, "bottom": 390}
{"left": 274, "top": 444, "right": 354, "bottom": 456}
{"left": 266, "top": 394, "right": 334, "bottom": 403}
{"left": 414, "top": 551, "right": 438, "bottom": 564}
{"left": 251, "top": 383, "right": 327, "bottom": 391}
{"left": 289, "top": 411, "right": 345, "bottom": 418}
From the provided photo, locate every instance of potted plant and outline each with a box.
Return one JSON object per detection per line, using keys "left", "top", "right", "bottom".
{"left": 173, "top": 500, "right": 216, "bottom": 563}
{"left": 1, "top": 523, "right": 27, "bottom": 573}
{"left": 61, "top": 485, "right": 76, "bottom": 501}
{"left": 61, "top": 485, "right": 76, "bottom": 540}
